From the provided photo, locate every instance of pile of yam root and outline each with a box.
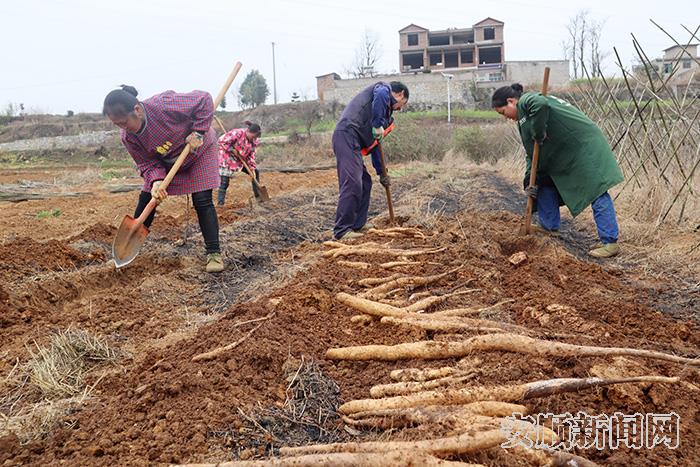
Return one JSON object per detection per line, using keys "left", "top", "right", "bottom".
{"left": 179, "top": 226, "right": 697, "bottom": 467}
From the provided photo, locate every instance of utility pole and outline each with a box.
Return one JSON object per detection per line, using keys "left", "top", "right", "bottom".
{"left": 441, "top": 72, "right": 454, "bottom": 123}
{"left": 271, "top": 42, "right": 278, "bottom": 105}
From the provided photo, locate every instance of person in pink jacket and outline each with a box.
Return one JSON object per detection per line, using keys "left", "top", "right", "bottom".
{"left": 217, "top": 121, "right": 262, "bottom": 205}
{"left": 103, "top": 85, "right": 224, "bottom": 273}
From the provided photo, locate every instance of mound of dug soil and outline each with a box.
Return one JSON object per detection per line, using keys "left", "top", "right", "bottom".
{"left": 5, "top": 207, "right": 697, "bottom": 467}
{"left": 0, "top": 237, "right": 100, "bottom": 283}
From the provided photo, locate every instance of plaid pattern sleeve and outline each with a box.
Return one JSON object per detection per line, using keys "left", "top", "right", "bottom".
{"left": 161, "top": 90, "right": 214, "bottom": 133}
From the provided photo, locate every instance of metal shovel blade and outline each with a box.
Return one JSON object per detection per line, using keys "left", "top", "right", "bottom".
{"left": 112, "top": 215, "right": 150, "bottom": 268}
{"left": 258, "top": 185, "right": 271, "bottom": 202}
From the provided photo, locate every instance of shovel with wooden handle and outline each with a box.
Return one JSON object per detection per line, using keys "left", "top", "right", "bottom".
{"left": 233, "top": 152, "right": 270, "bottom": 202}
{"left": 112, "top": 61, "right": 242, "bottom": 268}
{"left": 377, "top": 141, "right": 395, "bottom": 225}
{"left": 520, "top": 66, "right": 550, "bottom": 236}
{"left": 212, "top": 116, "right": 270, "bottom": 202}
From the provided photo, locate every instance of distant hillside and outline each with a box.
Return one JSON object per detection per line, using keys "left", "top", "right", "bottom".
{"left": 0, "top": 101, "right": 340, "bottom": 143}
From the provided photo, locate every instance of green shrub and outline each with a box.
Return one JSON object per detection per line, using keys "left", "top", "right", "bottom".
{"left": 453, "top": 126, "right": 491, "bottom": 164}
{"left": 453, "top": 123, "right": 521, "bottom": 165}
{"left": 36, "top": 209, "right": 61, "bottom": 219}
{"left": 381, "top": 114, "right": 453, "bottom": 162}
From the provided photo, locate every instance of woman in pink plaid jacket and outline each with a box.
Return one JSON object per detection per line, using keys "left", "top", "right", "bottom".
{"left": 103, "top": 85, "right": 224, "bottom": 273}
{"left": 217, "top": 121, "right": 262, "bottom": 205}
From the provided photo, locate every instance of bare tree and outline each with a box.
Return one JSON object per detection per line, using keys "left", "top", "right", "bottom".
{"left": 346, "top": 29, "right": 382, "bottom": 79}
{"left": 563, "top": 10, "right": 609, "bottom": 79}
{"left": 564, "top": 10, "right": 589, "bottom": 79}
{"left": 300, "top": 100, "right": 323, "bottom": 136}
{"left": 577, "top": 11, "right": 587, "bottom": 79}
{"left": 588, "top": 18, "right": 608, "bottom": 77}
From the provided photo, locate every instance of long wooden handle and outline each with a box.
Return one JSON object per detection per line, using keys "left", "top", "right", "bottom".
{"left": 158, "top": 61, "right": 243, "bottom": 196}
{"left": 234, "top": 151, "right": 263, "bottom": 189}
{"left": 214, "top": 62, "right": 243, "bottom": 109}
{"left": 377, "top": 142, "right": 395, "bottom": 224}
{"left": 523, "top": 67, "right": 551, "bottom": 234}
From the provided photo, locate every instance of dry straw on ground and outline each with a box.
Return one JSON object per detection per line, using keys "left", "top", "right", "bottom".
{"left": 1, "top": 329, "right": 122, "bottom": 443}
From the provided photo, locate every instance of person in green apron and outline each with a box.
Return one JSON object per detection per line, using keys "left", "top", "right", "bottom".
{"left": 492, "top": 83, "right": 623, "bottom": 258}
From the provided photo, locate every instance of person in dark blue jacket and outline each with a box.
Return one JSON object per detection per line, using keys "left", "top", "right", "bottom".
{"left": 332, "top": 81, "right": 409, "bottom": 240}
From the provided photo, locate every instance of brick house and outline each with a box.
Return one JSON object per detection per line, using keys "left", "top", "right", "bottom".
{"left": 399, "top": 17, "right": 505, "bottom": 76}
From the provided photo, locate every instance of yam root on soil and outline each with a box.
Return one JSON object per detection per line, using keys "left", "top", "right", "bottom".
{"left": 336, "top": 292, "right": 407, "bottom": 318}
{"left": 357, "top": 273, "right": 405, "bottom": 287}
{"left": 338, "top": 375, "right": 679, "bottom": 414}
{"left": 390, "top": 366, "right": 455, "bottom": 382}
{"left": 350, "top": 314, "right": 375, "bottom": 325}
{"left": 280, "top": 428, "right": 552, "bottom": 458}
{"left": 380, "top": 260, "right": 422, "bottom": 269}
{"left": 323, "top": 240, "right": 379, "bottom": 249}
{"left": 402, "top": 289, "right": 480, "bottom": 313}
{"left": 328, "top": 245, "right": 446, "bottom": 259}
{"left": 379, "top": 315, "right": 531, "bottom": 335}
{"left": 175, "top": 450, "right": 479, "bottom": 467}
{"left": 345, "top": 402, "right": 527, "bottom": 430}
{"left": 192, "top": 314, "right": 274, "bottom": 362}
{"left": 336, "top": 260, "right": 371, "bottom": 270}
{"left": 325, "top": 333, "right": 700, "bottom": 367}
{"left": 431, "top": 300, "right": 515, "bottom": 318}
{"left": 500, "top": 446, "right": 600, "bottom": 467}
{"left": 337, "top": 290, "right": 480, "bottom": 320}
{"left": 366, "top": 227, "right": 428, "bottom": 239}
{"left": 342, "top": 411, "right": 500, "bottom": 431}
{"left": 360, "top": 267, "right": 462, "bottom": 299}
{"left": 369, "top": 372, "right": 478, "bottom": 398}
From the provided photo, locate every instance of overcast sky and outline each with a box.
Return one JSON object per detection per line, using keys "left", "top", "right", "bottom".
{"left": 2, "top": 0, "right": 696, "bottom": 114}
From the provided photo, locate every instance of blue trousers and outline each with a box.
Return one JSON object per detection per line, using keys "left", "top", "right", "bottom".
{"left": 333, "top": 129, "right": 372, "bottom": 239}
{"left": 537, "top": 187, "right": 619, "bottom": 244}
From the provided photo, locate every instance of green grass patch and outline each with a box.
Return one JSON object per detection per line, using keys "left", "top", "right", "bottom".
{"left": 265, "top": 118, "right": 337, "bottom": 137}
{"left": 401, "top": 109, "right": 500, "bottom": 120}
{"left": 98, "top": 169, "right": 123, "bottom": 181}
{"left": 388, "top": 166, "right": 439, "bottom": 177}
{"left": 36, "top": 209, "right": 61, "bottom": 219}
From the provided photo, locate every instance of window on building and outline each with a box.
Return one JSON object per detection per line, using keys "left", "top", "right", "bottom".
{"left": 460, "top": 50, "right": 474, "bottom": 64}
{"left": 444, "top": 51, "right": 458, "bottom": 68}
{"left": 484, "top": 27, "right": 495, "bottom": 40}
{"left": 663, "top": 63, "right": 673, "bottom": 73}
{"left": 683, "top": 60, "right": 691, "bottom": 69}
{"left": 407, "top": 33, "right": 418, "bottom": 46}
{"left": 429, "top": 34, "right": 450, "bottom": 46}
{"left": 488, "top": 72, "right": 503, "bottom": 81}
{"left": 453, "top": 33, "right": 474, "bottom": 44}
{"left": 429, "top": 53, "right": 443, "bottom": 66}
{"left": 479, "top": 47, "right": 502, "bottom": 64}
{"left": 402, "top": 52, "right": 424, "bottom": 70}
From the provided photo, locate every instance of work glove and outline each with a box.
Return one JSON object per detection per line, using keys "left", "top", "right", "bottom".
{"left": 151, "top": 180, "right": 168, "bottom": 202}
{"left": 533, "top": 133, "right": 547, "bottom": 146}
{"left": 524, "top": 185, "right": 538, "bottom": 199}
{"left": 186, "top": 131, "right": 204, "bottom": 150}
{"left": 380, "top": 173, "right": 391, "bottom": 188}
{"left": 372, "top": 126, "right": 385, "bottom": 142}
